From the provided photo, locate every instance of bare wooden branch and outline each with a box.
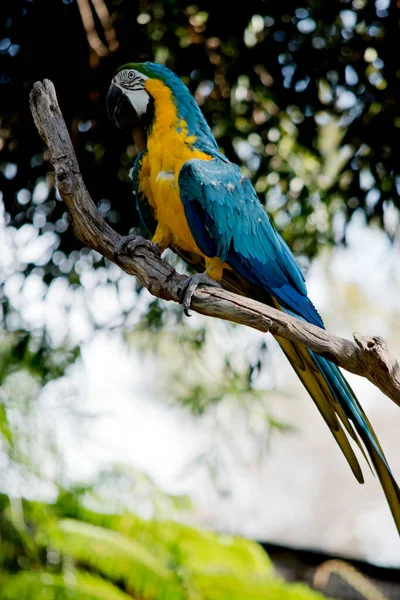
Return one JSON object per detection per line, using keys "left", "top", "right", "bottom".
{"left": 29, "top": 79, "right": 400, "bottom": 404}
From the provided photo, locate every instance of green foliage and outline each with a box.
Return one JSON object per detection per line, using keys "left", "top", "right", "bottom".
{"left": 0, "top": 331, "right": 80, "bottom": 385}
{"left": 192, "top": 574, "right": 329, "bottom": 600}
{"left": 43, "top": 519, "right": 182, "bottom": 600}
{"left": 0, "top": 492, "right": 327, "bottom": 600}
{"left": 0, "top": 571, "right": 133, "bottom": 600}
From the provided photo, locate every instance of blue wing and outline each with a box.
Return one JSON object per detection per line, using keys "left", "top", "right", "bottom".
{"left": 179, "top": 157, "right": 323, "bottom": 327}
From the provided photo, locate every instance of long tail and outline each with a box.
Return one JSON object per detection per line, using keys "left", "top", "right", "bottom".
{"left": 277, "top": 334, "right": 400, "bottom": 534}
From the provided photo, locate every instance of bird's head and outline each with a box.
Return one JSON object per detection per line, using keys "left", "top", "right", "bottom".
{"left": 106, "top": 63, "right": 153, "bottom": 129}
{"left": 106, "top": 62, "right": 218, "bottom": 150}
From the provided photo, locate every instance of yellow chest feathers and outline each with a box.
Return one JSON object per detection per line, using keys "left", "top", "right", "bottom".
{"left": 137, "top": 79, "right": 211, "bottom": 254}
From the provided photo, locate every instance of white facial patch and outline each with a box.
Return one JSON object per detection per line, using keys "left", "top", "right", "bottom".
{"left": 125, "top": 88, "right": 150, "bottom": 118}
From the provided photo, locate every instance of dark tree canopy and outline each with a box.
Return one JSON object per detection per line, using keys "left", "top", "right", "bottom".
{"left": 1, "top": 0, "right": 400, "bottom": 276}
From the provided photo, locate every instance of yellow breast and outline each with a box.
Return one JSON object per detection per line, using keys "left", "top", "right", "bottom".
{"left": 137, "top": 79, "right": 211, "bottom": 256}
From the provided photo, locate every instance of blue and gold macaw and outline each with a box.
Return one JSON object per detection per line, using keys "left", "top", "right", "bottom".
{"left": 106, "top": 62, "right": 400, "bottom": 533}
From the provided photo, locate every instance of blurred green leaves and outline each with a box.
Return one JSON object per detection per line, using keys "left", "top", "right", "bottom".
{"left": 0, "top": 491, "right": 327, "bottom": 600}
{"left": 0, "top": 572, "right": 133, "bottom": 600}
{"left": 0, "top": 331, "right": 79, "bottom": 385}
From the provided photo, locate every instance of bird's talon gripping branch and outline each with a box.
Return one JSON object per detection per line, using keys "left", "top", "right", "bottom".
{"left": 113, "top": 234, "right": 160, "bottom": 260}
{"left": 181, "top": 272, "right": 222, "bottom": 316}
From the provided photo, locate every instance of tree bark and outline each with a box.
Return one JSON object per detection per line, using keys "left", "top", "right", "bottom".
{"left": 29, "top": 79, "right": 400, "bottom": 405}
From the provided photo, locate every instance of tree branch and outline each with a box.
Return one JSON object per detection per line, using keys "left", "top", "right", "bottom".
{"left": 29, "top": 79, "right": 400, "bottom": 404}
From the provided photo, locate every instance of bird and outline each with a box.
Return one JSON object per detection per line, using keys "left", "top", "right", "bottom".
{"left": 106, "top": 62, "right": 400, "bottom": 534}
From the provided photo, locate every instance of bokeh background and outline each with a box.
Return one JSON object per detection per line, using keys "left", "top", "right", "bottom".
{"left": 1, "top": 0, "right": 400, "bottom": 598}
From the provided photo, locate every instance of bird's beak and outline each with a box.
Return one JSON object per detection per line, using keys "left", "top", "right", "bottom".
{"left": 106, "top": 83, "right": 139, "bottom": 129}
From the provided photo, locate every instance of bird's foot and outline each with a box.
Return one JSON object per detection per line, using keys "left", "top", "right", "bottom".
{"left": 114, "top": 234, "right": 160, "bottom": 260}
{"left": 180, "top": 272, "right": 221, "bottom": 316}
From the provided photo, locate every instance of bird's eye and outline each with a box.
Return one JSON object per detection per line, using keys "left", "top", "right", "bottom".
{"left": 128, "top": 71, "right": 135, "bottom": 80}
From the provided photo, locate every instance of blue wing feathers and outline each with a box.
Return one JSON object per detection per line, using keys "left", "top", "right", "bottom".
{"left": 184, "top": 199, "right": 217, "bottom": 257}
{"left": 179, "top": 157, "right": 323, "bottom": 327}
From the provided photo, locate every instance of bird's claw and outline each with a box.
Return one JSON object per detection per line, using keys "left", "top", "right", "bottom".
{"left": 113, "top": 234, "right": 160, "bottom": 260}
{"left": 180, "top": 272, "right": 221, "bottom": 316}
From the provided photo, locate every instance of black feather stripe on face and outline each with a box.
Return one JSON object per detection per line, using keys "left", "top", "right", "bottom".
{"left": 115, "top": 69, "right": 147, "bottom": 91}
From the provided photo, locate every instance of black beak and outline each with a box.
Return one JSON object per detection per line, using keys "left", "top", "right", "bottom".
{"left": 106, "top": 83, "right": 139, "bottom": 129}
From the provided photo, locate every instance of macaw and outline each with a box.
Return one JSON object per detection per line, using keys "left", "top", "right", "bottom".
{"left": 106, "top": 62, "right": 400, "bottom": 533}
